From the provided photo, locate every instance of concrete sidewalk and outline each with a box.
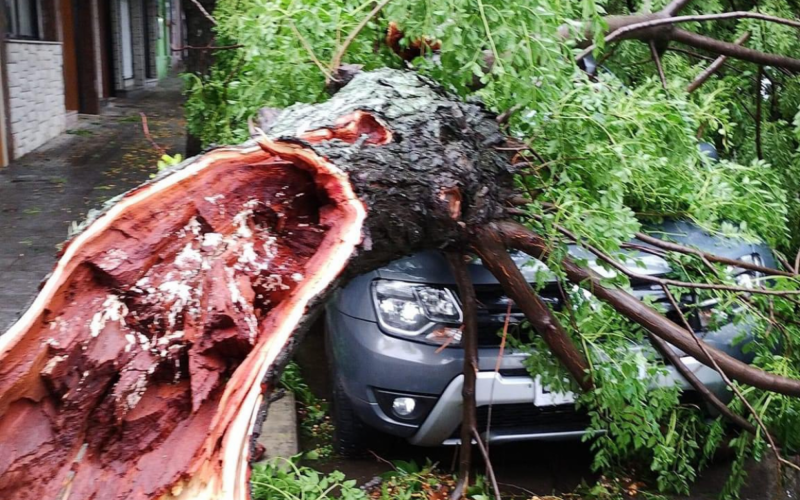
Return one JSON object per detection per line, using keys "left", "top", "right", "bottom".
{"left": 0, "top": 77, "right": 187, "bottom": 330}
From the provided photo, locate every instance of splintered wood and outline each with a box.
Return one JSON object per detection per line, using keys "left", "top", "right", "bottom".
{"left": 0, "top": 148, "right": 364, "bottom": 500}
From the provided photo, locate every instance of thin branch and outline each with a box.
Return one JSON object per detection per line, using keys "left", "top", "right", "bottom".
{"left": 633, "top": 232, "right": 793, "bottom": 277}
{"left": 445, "top": 252, "right": 479, "bottom": 500}
{"left": 663, "top": 0, "right": 696, "bottom": 15}
{"left": 473, "top": 228, "right": 593, "bottom": 391}
{"left": 171, "top": 43, "right": 242, "bottom": 52}
{"left": 623, "top": 11, "right": 800, "bottom": 39}
{"left": 484, "top": 300, "right": 512, "bottom": 468}
{"left": 287, "top": 20, "right": 333, "bottom": 81}
{"left": 330, "top": 0, "right": 393, "bottom": 77}
{"left": 660, "top": 284, "right": 800, "bottom": 474}
{"left": 578, "top": 12, "right": 800, "bottom": 64}
{"left": 755, "top": 65, "right": 764, "bottom": 160}
{"left": 139, "top": 113, "right": 166, "bottom": 156}
{"left": 647, "top": 332, "right": 755, "bottom": 433}
{"left": 669, "top": 46, "right": 717, "bottom": 62}
{"left": 471, "top": 428, "right": 502, "bottom": 500}
{"left": 671, "top": 28, "right": 800, "bottom": 72}
{"left": 531, "top": 214, "right": 799, "bottom": 296}
{"left": 496, "top": 104, "right": 523, "bottom": 125}
{"left": 495, "top": 220, "right": 800, "bottom": 398}
{"left": 188, "top": 0, "right": 217, "bottom": 26}
{"left": 686, "top": 32, "right": 750, "bottom": 92}
{"left": 650, "top": 40, "right": 668, "bottom": 89}
{"left": 794, "top": 248, "right": 800, "bottom": 276}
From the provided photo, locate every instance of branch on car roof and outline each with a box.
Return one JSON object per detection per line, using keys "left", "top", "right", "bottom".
{"left": 472, "top": 228, "right": 594, "bottom": 392}
{"left": 445, "top": 251, "right": 480, "bottom": 500}
{"left": 523, "top": 211, "right": 797, "bottom": 294}
{"left": 632, "top": 231, "right": 792, "bottom": 277}
{"left": 493, "top": 220, "right": 800, "bottom": 398}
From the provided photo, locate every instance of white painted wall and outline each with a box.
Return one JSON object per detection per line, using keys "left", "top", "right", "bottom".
{"left": 6, "top": 41, "right": 67, "bottom": 159}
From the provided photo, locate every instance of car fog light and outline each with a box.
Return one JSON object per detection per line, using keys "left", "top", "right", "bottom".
{"left": 392, "top": 397, "right": 417, "bottom": 417}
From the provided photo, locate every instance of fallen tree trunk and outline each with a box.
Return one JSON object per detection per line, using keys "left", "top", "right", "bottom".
{"left": 0, "top": 70, "right": 513, "bottom": 500}
{"left": 2, "top": 68, "right": 800, "bottom": 500}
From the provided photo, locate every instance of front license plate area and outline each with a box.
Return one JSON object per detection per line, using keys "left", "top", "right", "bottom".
{"left": 533, "top": 376, "right": 575, "bottom": 406}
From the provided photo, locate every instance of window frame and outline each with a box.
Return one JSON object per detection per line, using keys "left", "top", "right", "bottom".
{"left": 5, "top": 0, "right": 43, "bottom": 41}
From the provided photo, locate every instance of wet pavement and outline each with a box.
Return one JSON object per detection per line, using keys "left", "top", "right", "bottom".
{"left": 0, "top": 77, "right": 186, "bottom": 331}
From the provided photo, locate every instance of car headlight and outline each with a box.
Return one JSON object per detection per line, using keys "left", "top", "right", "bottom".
{"left": 372, "top": 280, "right": 463, "bottom": 338}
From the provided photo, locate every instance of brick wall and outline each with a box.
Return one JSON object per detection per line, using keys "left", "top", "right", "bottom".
{"left": 6, "top": 41, "right": 67, "bottom": 159}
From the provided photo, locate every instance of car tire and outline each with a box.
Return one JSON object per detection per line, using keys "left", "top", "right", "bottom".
{"left": 331, "top": 377, "right": 373, "bottom": 457}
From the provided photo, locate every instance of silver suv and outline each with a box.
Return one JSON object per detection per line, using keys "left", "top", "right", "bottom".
{"left": 325, "top": 220, "right": 773, "bottom": 455}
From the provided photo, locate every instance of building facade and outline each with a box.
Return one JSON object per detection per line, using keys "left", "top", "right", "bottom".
{"left": 0, "top": 0, "right": 184, "bottom": 165}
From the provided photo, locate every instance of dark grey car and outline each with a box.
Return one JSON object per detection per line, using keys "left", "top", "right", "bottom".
{"left": 325, "top": 220, "right": 773, "bottom": 455}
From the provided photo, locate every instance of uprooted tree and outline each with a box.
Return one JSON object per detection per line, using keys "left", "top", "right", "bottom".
{"left": 7, "top": 0, "right": 800, "bottom": 498}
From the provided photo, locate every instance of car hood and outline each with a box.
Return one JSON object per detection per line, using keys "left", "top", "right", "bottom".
{"left": 376, "top": 220, "right": 774, "bottom": 285}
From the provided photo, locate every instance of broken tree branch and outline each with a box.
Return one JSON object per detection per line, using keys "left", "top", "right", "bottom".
{"left": 188, "top": 0, "right": 217, "bottom": 26}
{"left": 139, "top": 113, "right": 167, "bottom": 156}
{"left": 171, "top": 43, "right": 243, "bottom": 52}
{"left": 647, "top": 332, "right": 756, "bottom": 433}
{"left": 686, "top": 32, "right": 750, "bottom": 92}
{"left": 329, "top": 0, "right": 393, "bottom": 79}
{"left": 633, "top": 231, "right": 793, "bottom": 277}
{"left": 659, "top": 284, "right": 800, "bottom": 473}
{"left": 445, "top": 251, "right": 479, "bottom": 500}
{"left": 756, "top": 65, "right": 764, "bottom": 160}
{"left": 650, "top": 40, "right": 668, "bottom": 89}
{"left": 670, "top": 28, "right": 800, "bottom": 72}
{"left": 471, "top": 428, "right": 502, "bottom": 500}
{"left": 495, "top": 220, "right": 800, "bottom": 398}
{"left": 472, "top": 228, "right": 593, "bottom": 392}
{"left": 663, "top": 0, "right": 696, "bottom": 16}
{"left": 576, "top": 11, "right": 800, "bottom": 72}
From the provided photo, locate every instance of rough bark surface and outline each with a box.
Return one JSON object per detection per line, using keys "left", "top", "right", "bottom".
{"left": 0, "top": 70, "right": 516, "bottom": 500}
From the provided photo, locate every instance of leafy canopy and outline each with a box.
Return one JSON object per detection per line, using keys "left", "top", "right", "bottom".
{"left": 187, "top": 0, "right": 800, "bottom": 496}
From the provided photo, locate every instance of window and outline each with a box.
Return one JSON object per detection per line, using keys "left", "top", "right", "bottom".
{"left": 6, "top": 0, "right": 40, "bottom": 40}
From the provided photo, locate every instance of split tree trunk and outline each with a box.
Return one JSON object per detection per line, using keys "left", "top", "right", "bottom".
{"left": 0, "top": 70, "right": 514, "bottom": 500}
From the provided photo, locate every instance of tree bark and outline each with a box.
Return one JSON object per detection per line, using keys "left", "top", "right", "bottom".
{"left": 0, "top": 70, "right": 514, "bottom": 500}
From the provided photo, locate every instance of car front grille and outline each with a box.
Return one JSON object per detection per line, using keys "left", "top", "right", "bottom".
{"left": 450, "top": 403, "right": 590, "bottom": 439}
{"left": 468, "top": 281, "right": 698, "bottom": 347}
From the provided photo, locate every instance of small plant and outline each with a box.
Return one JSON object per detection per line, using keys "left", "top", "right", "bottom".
{"left": 374, "top": 459, "right": 459, "bottom": 500}
{"left": 279, "top": 361, "right": 335, "bottom": 460}
{"left": 157, "top": 153, "right": 184, "bottom": 171}
{"left": 251, "top": 458, "right": 367, "bottom": 500}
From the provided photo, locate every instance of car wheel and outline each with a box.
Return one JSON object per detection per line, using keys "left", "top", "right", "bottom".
{"left": 331, "top": 377, "right": 374, "bottom": 457}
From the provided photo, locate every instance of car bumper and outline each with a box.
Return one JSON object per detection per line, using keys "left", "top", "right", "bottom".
{"left": 410, "top": 357, "right": 729, "bottom": 446}
{"left": 327, "top": 308, "right": 738, "bottom": 446}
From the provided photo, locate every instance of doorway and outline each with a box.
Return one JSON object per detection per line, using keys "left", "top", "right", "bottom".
{"left": 120, "top": 0, "right": 135, "bottom": 82}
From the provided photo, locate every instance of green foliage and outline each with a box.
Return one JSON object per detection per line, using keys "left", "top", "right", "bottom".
{"left": 157, "top": 153, "right": 183, "bottom": 171}
{"left": 279, "top": 362, "right": 335, "bottom": 460}
{"left": 251, "top": 458, "right": 367, "bottom": 500}
{"left": 189, "top": 0, "right": 800, "bottom": 497}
